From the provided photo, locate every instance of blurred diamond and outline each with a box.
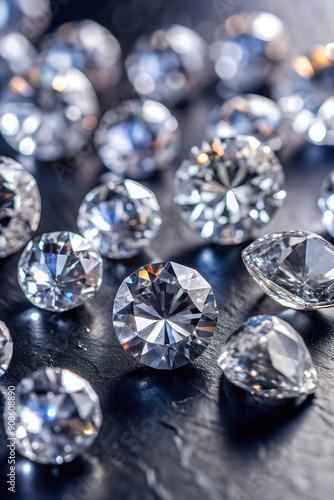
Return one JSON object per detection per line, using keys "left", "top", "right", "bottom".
{"left": 125, "top": 25, "right": 209, "bottom": 104}
{"left": 40, "top": 20, "right": 122, "bottom": 93}
{"left": 174, "top": 136, "right": 286, "bottom": 245}
{"left": 0, "top": 156, "right": 41, "bottom": 257}
{"left": 78, "top": 178, "right": 162, "bottom": 259}
{"left": 0, "top": 32, "right": 36, "bottom": 87}
{"left": 218, "top": 315, "right": 317, "bottom": 401}
{"left": 319, "top": 170, "right": 334, "bottom": 237}
{"left": 11, "top": 367, "right": 102, "bottom": 464}
{"left": 0, "top": 0, "right": 51, "bottom": 41}
{"left": 113, "top": 261, "right": 218, "bottom": 370}
{"left": 18, "top": 231, "right": 103, "bottom": 312}
{"left": 243, "top": 230, "right": 334, "bottom": 310}
{"left": 95, "top": 99, "right": 180, "bottom": 178}
{"left": 207, "top": 94, "right": 282, "bottom": 151}
{"left": 0, "top": 65, "right": 99, "bottom": 160}
{"left": 0, "top": 321, "right": 12, "bottom": 376}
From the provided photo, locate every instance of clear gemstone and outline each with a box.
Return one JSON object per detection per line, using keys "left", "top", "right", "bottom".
{"left": 0, "top": 321, "right": 13, "bottom": 376}
{"left": 95, "top": 99, "right": 180, "bottom": 178}
{"left": 174, "top": 136, "right": 286, "bottom": 245}
{"left": 78, "top": 178, "right": 162, "bottom": 259}
{"left": 0, "top": 0, "right": 51, "bottom": 41}
{"left": 18, "top": 231, "right": 103, "bottom": 312}
{"left": 217, "top": 315, "right": 317, "bottom": 400}
{"left": 242, "top": 230, "right": 334, "bottom": 310}
{"left": 113, "top": 261, "right": 218, "bottom": 370}
{"left": 319, "top": 170, "right": 334, "bottom": 237}
{"left": 0, "top": 156, "right": 41, "bottom": 257}
{"left": 207, "top": 94, "right": 282, "bottom": 151}
{"left": 0, "top": 32, "right": 36, "bottom": 86}
{"left": 0, "top": 65, "right": 99, "bottom": 160}
{"left": 9, "top": 367, "right": 102, "bottom": 464}
{"left": 125, "top": 25, "right": 208, "bottom": 105}
{"left": 39, "top": 20, "right": 122, "bottom": 93}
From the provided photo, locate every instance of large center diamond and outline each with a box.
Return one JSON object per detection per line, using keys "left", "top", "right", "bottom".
{"left": 113, "top": 261, "right": 218, "bottom": 369}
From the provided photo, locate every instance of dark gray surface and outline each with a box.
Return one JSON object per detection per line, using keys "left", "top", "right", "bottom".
{"left": 0, "top": 1, "right": 334, "bottom": 499}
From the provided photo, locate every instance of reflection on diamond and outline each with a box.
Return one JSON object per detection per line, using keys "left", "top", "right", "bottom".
{"left": 174, "top": 136, "right": 286, "bottom": 245}
{"left": 0, "top": 0, "right": 51, "bottom": 41}
{"left": 113, "top": 261, "right": 218, "bottom": 369}
{"left": 218, "top": 315, "right": 317, "bottom": 401}
{"left": 0, "top": 321, "right": 12, "bottom": 376}
{"left": 243, "top": 230, "right": 334, "bottom": 309}
{"left": 10, "top": 367, "right": 102, "bottom": 464}
{"left": 319, "top": 170, "right": 334, "bottom": 237}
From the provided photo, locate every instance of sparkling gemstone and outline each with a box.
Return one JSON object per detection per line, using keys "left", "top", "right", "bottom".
{"left": 0, "top": 0, "right": 51, "bottom": 41}
{"left": 95, "top": 99, "right": 180, "bottom": 178}
{"left": 18, "top": 231, "right": 103, "bottom": 312}
{"left": 242, "top": 230, "right": 334, "bottom": 310}
{"left": 319, "top": 170, "right": 334, "bottom": 237}
{"left": 10, "top": 367, "right": 102, "bottom": 464}
{"left": 40, "top": 20, "right": 122, "bottom": 93}
{"left": 210, "top": 12, "right": 289, "bottom": 96}
{"left": 0, "top": 65, "right": 99, "bottom": 160}
{"left": 217, "top": 315, "right": 317, "bottom": 401}
{"left": 78, "top": 178, "right": 162, "bottom": 259}
{"left": 207, "top": 94, "right": 282, "bottom": 151}
{"left": 125, "top": 25, "right": 209, "bottom": 105}
{"left": 0, "top": 321, "right": 13, "bottom": 376}
{"left": 113, "top": 261, "right": 218, "bottom": 370}
{"left": 174, "top": 136, "right": 286, "bottom": 245}
{"left": 0, "top": 32, "right": 37, "bottom": 87}
{"left": 0, "top": 156, "right": 41, "bottom": 258}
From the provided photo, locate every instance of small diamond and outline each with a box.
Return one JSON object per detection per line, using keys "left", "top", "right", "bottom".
{"left": 78, "top": 178, "right": 162, "bottom": 259}
{"left": 18, "top": 231, "right": 103, "bottom": 312}
{"left": 0, "top": 156, "right": 41, "bottom": 257}
{"left": 40, "top": 20, "right": 122, "bottom": 93}
{"left": 125, "top": 25, "right": 208, "bottom": 105}
{"left": 207, "top": 94, "right": 282, "bottom": 151}
{"left": 9, "top": 367, "right": 102, "bottom": 464}
{"left": 242, "top": 230, "right": 334, "bottom": 310}
{"left": 113, "top": 261, "right": 218, "bottom": 370}
{"left": 319, "top": 170, "right": 334, "bottom": 237}
{"left": 0, "top": 0, "right": 51, "bottom": 41}
{"left": 0, "top": 65, "right": 99, "bottom": 160}
{"left": 174, "top": 136, "right": 286, "bottom": 245}
{"left": 0, "top": 321, "right": 13, "bottom": 376}
{"left": 217, "top": 315, "right": 317, "bottom": 400}
{"left": 95, "top": 99, "right": 180, "bottom": 178}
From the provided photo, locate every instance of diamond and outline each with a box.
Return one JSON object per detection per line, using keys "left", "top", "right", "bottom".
{"left": 95, "top": 99, "right": 180, "bottom": 178}
{"left": 242, "top": 230, "right": 334, "bottom": 310}
{"left": 18, "top": 231, "right": 103, "bottom": 312}
{"left": 0, "top": 32, "right": 37, "bottom": 87}
{"left": 9, "top": 367, "right": 102, "bottom": 464}
{"left": 40, "top": 20, "right": 122, "bottom": 93}
{"left": 0, "top": 65, "right": 99, "bottom": 160}
{"left": 0, "top": 156, "right": 41, "bottom": 257}
{"left": 0, "top": 0, "right": 51, "bottom": 41}
{"left": 217, "top": 315, "right": 317, "bottom": 400}
{"left": 319, "top": 170, "right": 334, "bottom": 237}
{"left": 125, "top": 25, "right": 208, "bottom": 105}
{"left": 78, "top": 178, "right": 162, "bottom": 259}
{"left": 0, "top": 321, "right": 13, "bottom": 376}
{"left": 174, "top": 136, "right": 286, "bottom": 245}
{"left": 113, "top": 261, "right": 218, "bottom": 370}
{"left": 207, "top": 94, "right": 282, "bottom": 151}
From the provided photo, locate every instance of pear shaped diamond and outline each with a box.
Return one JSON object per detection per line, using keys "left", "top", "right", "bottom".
{"left": 217, "top": 315, "right": 317, "bottom": 400}
{"left": 242, "top": 230, "right": 334, "bottom": 310}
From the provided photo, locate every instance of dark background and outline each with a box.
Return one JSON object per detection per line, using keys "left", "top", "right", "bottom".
{"left": 1, "top": 1, "right": 334, "bottom": 499}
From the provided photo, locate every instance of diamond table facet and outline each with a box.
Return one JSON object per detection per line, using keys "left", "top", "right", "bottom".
{"left": 218, "top": 315, "right": 317, "bottom": 400}
{"left": 113, "top": 262, "right": 218, "bottom": 370}
{"left": 242, "top": 230, "right": 334, "bottom": 310}
{"left": 174, "top": 136, "right": 286, "bottom": 245}
{"left": 9, "top": 367, "right": 102, "bottom": 464}
{"left": 18, "top": 231, "right": 103, "bottom": 312}
{"left": 0, "top": 321, "right": 13, "bottom": 377}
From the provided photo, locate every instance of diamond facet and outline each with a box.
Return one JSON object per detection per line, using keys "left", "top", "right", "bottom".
{"left": 77, "top": 178, "right": 162, "bottom": 259}
{"left": 217, "top": 315, "right": 317, "bottom": 400}
{"left": 9, "top": 367, "right": 102, "bottom": 464}
{"left": 174, "top": 136, "right": 286, "bottom": 245}
{"left": 95, "top": 99, "right": 180, "bottom": 178}
{"left": 243, "top": 230, "right": 334, "bottom": 310}
{"left": 113, "top": 261, "right": 218, "bottom": 370}
{"left": 319, "top": 170, "right": 334, "bottom": 237}
{"left": 0, "top": 156, "right": 41, "bottom": 257}
{"left": 0, "top": 321, "right": 13, "bottom": 376}
{"left": 125, "top": 25, "right": 208, "bottom": 105}
{"left": 18, "top": 231, "right": 103, "bottom": 312}
{"left": 207, "top": 94, "right": 282, "bottom": 151}
{"left": 0, "top": 65, "right": 99, "bottom": 160}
